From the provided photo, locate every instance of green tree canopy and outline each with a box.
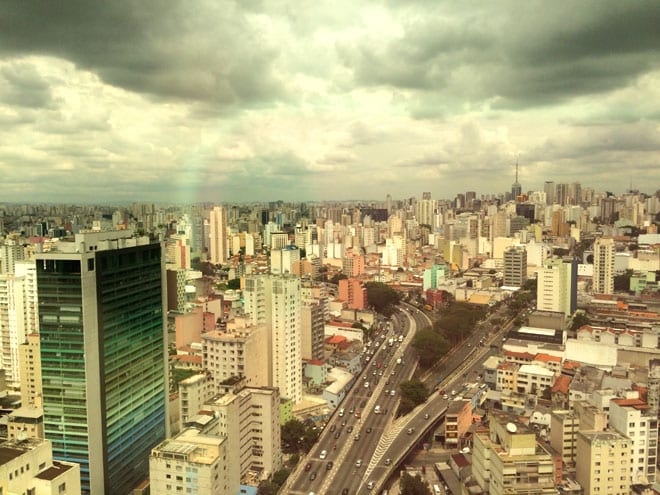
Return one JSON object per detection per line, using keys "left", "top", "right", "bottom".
{"left": 570, "top": 311, "right": 592, "bottom": 331}
{"left": 411, "top": 328, "right": 450, "bottom": 368}
{"left": 400, "top": 471, "right": 432, "bottom": 495}
{"left": 398, "top": 379, "right": 428, "bottom": 416}
{"left": 365, "top": 282, "right": 402, "bottom": 316}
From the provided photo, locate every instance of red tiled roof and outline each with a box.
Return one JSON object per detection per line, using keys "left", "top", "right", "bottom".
{"left": 505, "top": 350, "right": 535, "bottom": 360}
{"left": 172, "top": 355, "right": 202, "bottom": 364}
{"left": 552, "top": 375, "right": 572, "bottom": 394}
{"left": 535, "top": 353, "right": 561, "bottom": 363}
{"left": 326, "top": 335, "right": 347, "bottom": 344}
{"left": 562, "top": 360, "right": 581, "bottom": 371}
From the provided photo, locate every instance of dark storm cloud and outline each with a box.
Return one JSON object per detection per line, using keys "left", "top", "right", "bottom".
{"left": 0, "top": 0, "right": 286, "bottom": 107}
{"left": 342, "top": 1, "right": 660, "bottom": 111}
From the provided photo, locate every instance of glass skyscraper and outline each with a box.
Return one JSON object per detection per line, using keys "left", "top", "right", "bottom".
{"left": 36, "top": 230, "right": 167, "bottom": 494}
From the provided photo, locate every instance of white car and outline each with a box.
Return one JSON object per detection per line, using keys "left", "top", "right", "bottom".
{"left": 320, "top": 449, "right": 327, "bottom": 459}
{"left": 364, "top": 382, "right": 370, "bottom": 388}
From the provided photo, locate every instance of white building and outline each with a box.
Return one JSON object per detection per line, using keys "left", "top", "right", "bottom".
{"left": 593, "top": 237, "right": 615, "bottom": 295}
{"left": 210, "top": 387, "right": 282, "bottom": 487}
{"left": 150, "top": 428, "right": 234, "bottom": 495}
{"left": 243, "top": 274, "right": 302, "bottom": 403}
{"left": 608, "top": 397, "right": 658, "bottom": 484}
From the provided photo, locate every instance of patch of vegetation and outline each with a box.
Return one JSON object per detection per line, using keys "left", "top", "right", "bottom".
{"left": 400, "top": 471, "right": 432, "bottom": 495}
{"left": 398, "top": 379, "right": 428, "bottom": 416}
{"left": 411, "top": 328, "right": 450, "bottom": 369}
{"left": 365, "top": 282, "right": 402, "bottom": 317}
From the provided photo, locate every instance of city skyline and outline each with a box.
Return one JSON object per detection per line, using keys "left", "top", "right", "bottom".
{"left": 1, "top": 1, "right": 659, "bottom": 204}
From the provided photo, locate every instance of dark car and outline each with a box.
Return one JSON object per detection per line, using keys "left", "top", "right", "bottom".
{"left": 342, "top": 489, "right": 349, "bottom": 495}
{"left": 309, "top": 471, "right": 317, "bottom": 481}
{"left": 334, "top": 431, "right": 341, "bottom": 439}
{"left": 329, "top": 424, "right": 336, "bottom": 432}
{"left": 347, "top": 425, "right": 353, "bottom": 433}
{"left": 366, "top": 427, "right": 372, "bottom": 434}
{"left": 326, "top": 461, "right": 334, "bottom": 470}
{"left": 304, "top": 462, "right": 312, "bottom": 472}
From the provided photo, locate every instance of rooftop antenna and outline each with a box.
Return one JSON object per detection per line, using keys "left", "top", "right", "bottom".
{"left": 515, "top": 155, "right": 519, "bottom": 183}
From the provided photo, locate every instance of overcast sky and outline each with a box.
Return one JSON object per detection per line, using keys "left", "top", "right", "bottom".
{"left": 1, "top": 1, "right": 659, "bottom": 205}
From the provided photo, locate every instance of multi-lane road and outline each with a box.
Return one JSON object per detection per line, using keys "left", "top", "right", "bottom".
{"left": 287, "top": 306, "right": 419, "bottom": 495}
{"left": 287, "top": 302, "right": 516, "bottom": 495}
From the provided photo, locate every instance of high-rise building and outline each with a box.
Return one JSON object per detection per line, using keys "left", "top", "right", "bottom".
{"left": 301, "top": 299, "right": 325, "bottom": 361}
{"left": 537, "top": 256, "right": 577, "bottom": 317}
{"left": 19, "top": 333, "right": 42, "bottom": 407}
{"left": 593, "top": 237, "right": 615, "bottom": 294}
{"left": 35, "top": 230, "right": 168, "bottom": 494}
{"left": 608, "top": 397, "right": 658, "bottom": 484}
{"left": 576, "top": 430, "right": 631, "bottom": 495}
{"left": 210, "top": 387, "right": 282, "bottom": 487}
{"left": 503, "top": 246, "right": 527, "bottom": 288}
{"left": 243, "top": 274, "right": 302, "bottom": 403}
{"left": 543, "top": 181, "right": 555, "bottom": 205}
{"left": 209, "top": 206, "right": 228, "bottom": 265}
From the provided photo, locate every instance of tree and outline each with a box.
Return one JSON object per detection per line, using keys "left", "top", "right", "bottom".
{"left": 570, "top": 311, "right": 591, "bottom": 331}
{"left": 329, "top": 273, "right": 348, "bottom": 285}
{"left": 400, "top": 471, "right": 432, "bottom": 495}
{"left": 411, "top": 328, "right": 450, "bottom": 368}
{"left": 614, "top": 269, "right": 633, "bottom": 292}
{"left": 226, "top": 278, "right": 241, "bottom": 290}
{"left": 281, "top": 419, "right": 306, "bottom": 454}
{"left": 365, "top": 282, "right": 402, "bottom": 316}
{"left": 271, "top": 468, "right": 290, "bottom": 487}
{"left": 398, "top": 379, "right": 428, "bottom": 416}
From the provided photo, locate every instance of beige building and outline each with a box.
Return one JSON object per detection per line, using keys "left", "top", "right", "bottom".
{"left": 178, "top": 373, "right": 213, "bottom": 427}
{"left": 243, "top": 274, "right": 302, "bottom": 403}
{"left": 209, "top": 387, "right": 282, "bottom": 488}
{"left": 576, "top": 430, "right": 630, "bottom": 495}
{"left": 7, "top": 406, "right": 44, "bottom": 441}
{"left": 19, "top": 332, "right": 42, "bottom": 407}
{"left": 201, "top": 318, "right": 270, "bottom": 393}
{"left": 209, "top": 206, "right": 228, "bottom": 265}
{"left": 473, "top": 412, "right": 556, "bottom": 495}
{"left": 150, "top": 428, "right": 235, "bottom": 495}
{"left": 300, "top": 299, "right": 325, "bottom": 361}
{"left": 550, "top": 410, "right": 579, "bottom": 466}
{"left": 0, "top": 438, "right": 81, "bottom": 495}
{"left": 593, "top": 237, "right": 615, "bottom": 295}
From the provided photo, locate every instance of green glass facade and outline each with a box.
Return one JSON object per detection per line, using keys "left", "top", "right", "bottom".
{"left": 38, "top": 242, "right": 166, "bottom": 495}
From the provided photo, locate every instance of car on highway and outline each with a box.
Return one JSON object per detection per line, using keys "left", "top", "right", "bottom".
{"left": 319, "top": 449, "right": 327, "bottom": 459}
{"left": 384, "top": 458, "right": 391, "bottom": 465}
{"left": 407, "top": 427, "right": 415, "bottom": 434}
{"left": 329, "top": 424, "right": 336, "bottom": 432}
{"left": 354, "top": 434, "right": 360, "bottom": 441}
{"left": 304, "top": 462, "right": 312, "bottom": 471}
{"left": 326, "top": 461, "right": 333, "bottom": 470}
{"left": 367, "top": 481, "right": 375, "bottom": 490}
{"left": 366, "top": 427, "right": 372, "bottom": 433}
{"left": 442, "top": 394, "right": 449, "bottom": 399}
{"left": 424, "top": 413, "right": 430, "bottom": 419}
{"left": 342, "top": 489, "right": 349, "bottom": 495}
{"left": 355, "top": 459, "right": 362, "bottom": 468}
{"left": 309, "top": 472, "right": 317, "bottom": 481}
{"left": 347, "top": 425, "right": 353, "bottom": 433}
{"left": 364, "top": 382, "right": 370, "bottom": 388}
{"left": 390, "top": 390, "right": 396, "bottom": 397}
{"left": 334, "top": 431, "right": 341, "bottom": 439}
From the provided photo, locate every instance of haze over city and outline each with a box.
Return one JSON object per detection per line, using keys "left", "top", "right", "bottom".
{"left": 1, "top": 1, "right": 659, "bottom": 205}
